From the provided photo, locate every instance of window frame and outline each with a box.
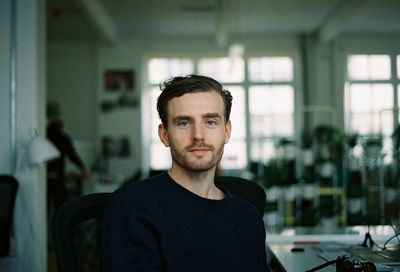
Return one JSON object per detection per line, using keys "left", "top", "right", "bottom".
{"left": 344, "top": 49, "right": 400, "bottom": 167}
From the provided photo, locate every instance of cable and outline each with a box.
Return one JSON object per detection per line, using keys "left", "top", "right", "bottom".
{"left": 360, "top": 215, "right": 400, "bottom": 251}
{"left": 383, "top": 233, "right": 400, "bottom": 250}
{"left": 306, "top": 256, "right": 377, "bottom": 272}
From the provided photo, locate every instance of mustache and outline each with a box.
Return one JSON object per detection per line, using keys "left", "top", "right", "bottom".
{"left": 185, "top": 142, "right": 214, "bottom": 151}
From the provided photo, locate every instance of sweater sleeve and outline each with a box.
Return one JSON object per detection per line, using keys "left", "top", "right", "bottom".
{"left": 101, "top": 194, "right": 161, "bottom": 272}
{"left": 61, "top": 133, "right": 84, "bottom": 169}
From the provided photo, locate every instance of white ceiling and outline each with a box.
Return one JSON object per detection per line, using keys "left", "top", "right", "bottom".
{"left": 47, "top": 0, "right": 400, "bottom": 44}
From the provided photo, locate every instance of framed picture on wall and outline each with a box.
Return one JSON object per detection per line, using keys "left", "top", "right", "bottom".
{"left": 102, "top": 135, "right": 131, "bottom": 158}
{"left": 104, "top": 69, "right": 134, "bottom": 92}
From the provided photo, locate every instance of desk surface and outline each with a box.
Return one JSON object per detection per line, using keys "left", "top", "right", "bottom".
{"left": 269, "top": 243, "right": 400, "bottom": 272}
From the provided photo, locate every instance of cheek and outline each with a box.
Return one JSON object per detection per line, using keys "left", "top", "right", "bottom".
{"left": 209, "top": 130, "right": 228, "bottom": 145}
{"left": 168, "top": 129, "right": 190, "bottom": 144}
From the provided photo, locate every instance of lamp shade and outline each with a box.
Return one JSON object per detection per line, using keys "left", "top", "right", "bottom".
{"left": 27, "top": 136, "right": 60, "bottom": 166}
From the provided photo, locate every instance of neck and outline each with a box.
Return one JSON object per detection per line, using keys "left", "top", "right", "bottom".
{"left": 168, "top": 165, "right": 224, "bottom": 200}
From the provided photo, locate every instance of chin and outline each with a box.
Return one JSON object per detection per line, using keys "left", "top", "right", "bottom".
{"left": 182, "top": 160, "right": 217, "bottom": 173}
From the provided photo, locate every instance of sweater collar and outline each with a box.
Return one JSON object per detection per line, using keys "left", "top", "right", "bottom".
{"left": 162, "top": 172, "right": 234, "bottom": 210}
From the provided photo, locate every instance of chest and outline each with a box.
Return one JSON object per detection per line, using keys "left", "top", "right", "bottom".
{"left": 155, "top": 208, "right": 261, "bottom": 271}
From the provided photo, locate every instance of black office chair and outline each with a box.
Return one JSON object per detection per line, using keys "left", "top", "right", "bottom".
{"left": 215, "top": 176, "right": 266, "bottom": 215}
{"left": 52, "top": 192, "right": 111, "bottom": 272}
{"left": 0, "top": 175, "right": 19, "bottom": 257}
{"left": 52, "top": 176, "right": 266, "bottom": 272}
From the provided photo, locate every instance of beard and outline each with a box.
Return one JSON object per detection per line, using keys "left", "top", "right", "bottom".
{"left": 169, "top": 141, "right": 225, "bottom": 173}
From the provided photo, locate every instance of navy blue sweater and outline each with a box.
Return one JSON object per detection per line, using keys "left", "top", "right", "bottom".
{"left": 101, "top": 172, "right": 268, "bottom": 271}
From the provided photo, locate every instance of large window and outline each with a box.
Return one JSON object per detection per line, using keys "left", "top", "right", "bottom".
{"left": 146, "top": 55, "right": 296, "bottom": 171}
{"left": 248, "top": 57, "right": 295, "bottom": 162}
{"left": 345, "top": 54, "right": 400, "bottom": 160}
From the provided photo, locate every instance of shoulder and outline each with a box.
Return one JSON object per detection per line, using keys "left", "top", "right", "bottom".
{"left": 103, "top": 174, "right": 168, "bottom": 217}
{"left": 109, "top": 173, "right": 166, "bottom": 205}
{"left": 102, "top": 174, "right": 170, "bottom": 229}
{"left": 231, "top": 194, "right": 261, "bottom": 215}
{"left": 226, "top": 193, "right": 264, "bottom": 228}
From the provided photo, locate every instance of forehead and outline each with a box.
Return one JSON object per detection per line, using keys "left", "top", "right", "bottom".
{"left": 167, "top": 91, "right": 224, "bottom": 117}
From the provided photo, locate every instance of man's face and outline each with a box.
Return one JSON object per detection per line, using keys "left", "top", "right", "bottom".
{"left": 158, "top": 90, "right": 231, "bottom": 173}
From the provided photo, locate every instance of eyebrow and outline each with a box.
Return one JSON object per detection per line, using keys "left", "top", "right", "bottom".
{"left": 203, "top": 113, "right": 222, "bottom": 119}
{"left": 172, "top": 113, "right": 222, "bottom": 123}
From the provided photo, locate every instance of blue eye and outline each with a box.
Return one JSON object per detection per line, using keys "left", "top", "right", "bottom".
{"left": 177, "top": 120, "right": 190, "bottom": 127}
{"left": 206, "top": 120, "right": 218, "bottom": 127}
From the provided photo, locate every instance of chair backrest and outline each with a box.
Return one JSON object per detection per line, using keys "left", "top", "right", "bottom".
{"left": 215, "top": 176, "right": 266, "bottom": 215}
{"left": 0, "top": 175, "right": 18, "bottom": 257}
{"left": 52, "top": 192, "right": 111, "bottom": 272}
{"left": 52, "top": 176, "right": 266, "bottom": 272}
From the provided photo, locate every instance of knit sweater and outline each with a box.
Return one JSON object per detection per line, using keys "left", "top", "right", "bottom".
{"left": 101, "top": 172, "right": 268, "bottom": 272}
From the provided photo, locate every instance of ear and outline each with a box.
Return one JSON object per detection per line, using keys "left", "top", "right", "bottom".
{"left": 224, "top": 120, "right": 232, "bottom": 144}
{"left": 158, "top": 124, "right": 170, "bottom": 147}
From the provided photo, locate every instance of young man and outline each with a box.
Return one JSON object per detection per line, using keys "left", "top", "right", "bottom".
{"left": 101, "top": 74, "right": 268, "bottom": 271}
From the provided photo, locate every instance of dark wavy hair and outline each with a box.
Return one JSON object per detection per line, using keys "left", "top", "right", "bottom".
{"left": 157, "top": 74, "right": 232, "bottom": 128}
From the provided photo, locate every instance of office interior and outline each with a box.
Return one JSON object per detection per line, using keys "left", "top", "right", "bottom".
{"left": 1, "top": 0, "right": 400, "bottom": 271}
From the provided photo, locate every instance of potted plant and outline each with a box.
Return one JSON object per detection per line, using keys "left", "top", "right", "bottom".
{"left": 362, "top": 135, "right": 383, "bottom": 158}
{"left": 313, "top": 124, "right": 346, "bottom": 163}
{"left": 346, "top": 133, "right": 359, "bottom": 150}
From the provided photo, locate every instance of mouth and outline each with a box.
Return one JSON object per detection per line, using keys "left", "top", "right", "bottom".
{"left": 188, "top": 147, "right": 211, "bottom": 156}
{"left": 190, "top": 147, "right": 210, "bottom": 151}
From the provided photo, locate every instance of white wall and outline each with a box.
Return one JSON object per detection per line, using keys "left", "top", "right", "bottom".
{"left": 0, "top": 0, "right": 13, "bottom": 174}
{"left": 96, "top": 39, "right": 143, "bottom": 180}
{"left": 47, "top": 40, "right": 97, "bottom": 143}
{"left": 0, "top": 0, "right": 48, "bottom": 271}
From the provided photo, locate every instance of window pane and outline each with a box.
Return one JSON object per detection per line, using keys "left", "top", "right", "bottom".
{"left": 148, "top": 58, "right": 194, "bottom": 84}
{"left": 198, "top": 57, "right": 244, "bottom": 83}
{"left": 350, "top": 113, "right": 373, "bottom": 134}
{"left": 248, "top": 57, "right": 293, "bottom": 82}
{"left": 347, "top": 55, "right": 390, "bottom": 80}
{"left": 249, "top": 85, "right": 294, "bottom": 137}
{"left": 220, "top": 140, "right": 247, "bottom": 169}
{"left": 249, "top": 85, "right": 294, "bottom": 115}
{"left": 348, "top": 83, "right": 393, "bottom": 134}
{"left": 398, "top": 56, "right": 400, "bottom": 79}
{"left": 379, "top": 110, "right": 394, "bottom": 135}
{"left": 250, "top": 114, "right": 293, "bottom": 137}
{"left": 349, "top": 84, "right": 393, "bottom": 112}
{"left": 398, "top": 85, "right": 400, "bottom": 123}
{"left": 251, "top": 140, "right": 276, "bottom": 162}
{"left": 150, "top": 142, "right": 171, "bottom": 170}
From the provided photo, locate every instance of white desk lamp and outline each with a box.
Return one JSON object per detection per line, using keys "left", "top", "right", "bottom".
{"left": 27, "top": 128, "right": 60, "bottom": 166}
{"left": 9, "top": 128, "right": 61, "bottom": 265}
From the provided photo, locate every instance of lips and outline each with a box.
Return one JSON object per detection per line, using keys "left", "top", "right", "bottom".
{"left": 188, "top": 146, "right": 211, "bottom": 156}
{"left": 190, "top": 148, "right": 210, "bottom": 152}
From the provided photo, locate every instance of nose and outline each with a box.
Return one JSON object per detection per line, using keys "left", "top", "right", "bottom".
{"left": 192, "top": 122, "right": 204, "bottom": 141}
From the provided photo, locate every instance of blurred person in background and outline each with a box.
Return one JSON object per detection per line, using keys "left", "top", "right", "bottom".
{"left": 46, "top": 102, "right": 90, "bottom": 212}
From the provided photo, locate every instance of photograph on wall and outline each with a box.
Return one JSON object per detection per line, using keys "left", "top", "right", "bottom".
{"left": 102, "top": 135, "right": 131, "bottom": 158}
{"left": 104, "top": 69, "right": 134, "bottom": 92}
{"left": 100, "top": 95, "right": 138, "bottom": 113}
{"left": 100, "top": 100, "right": 115, "bottom": 113}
